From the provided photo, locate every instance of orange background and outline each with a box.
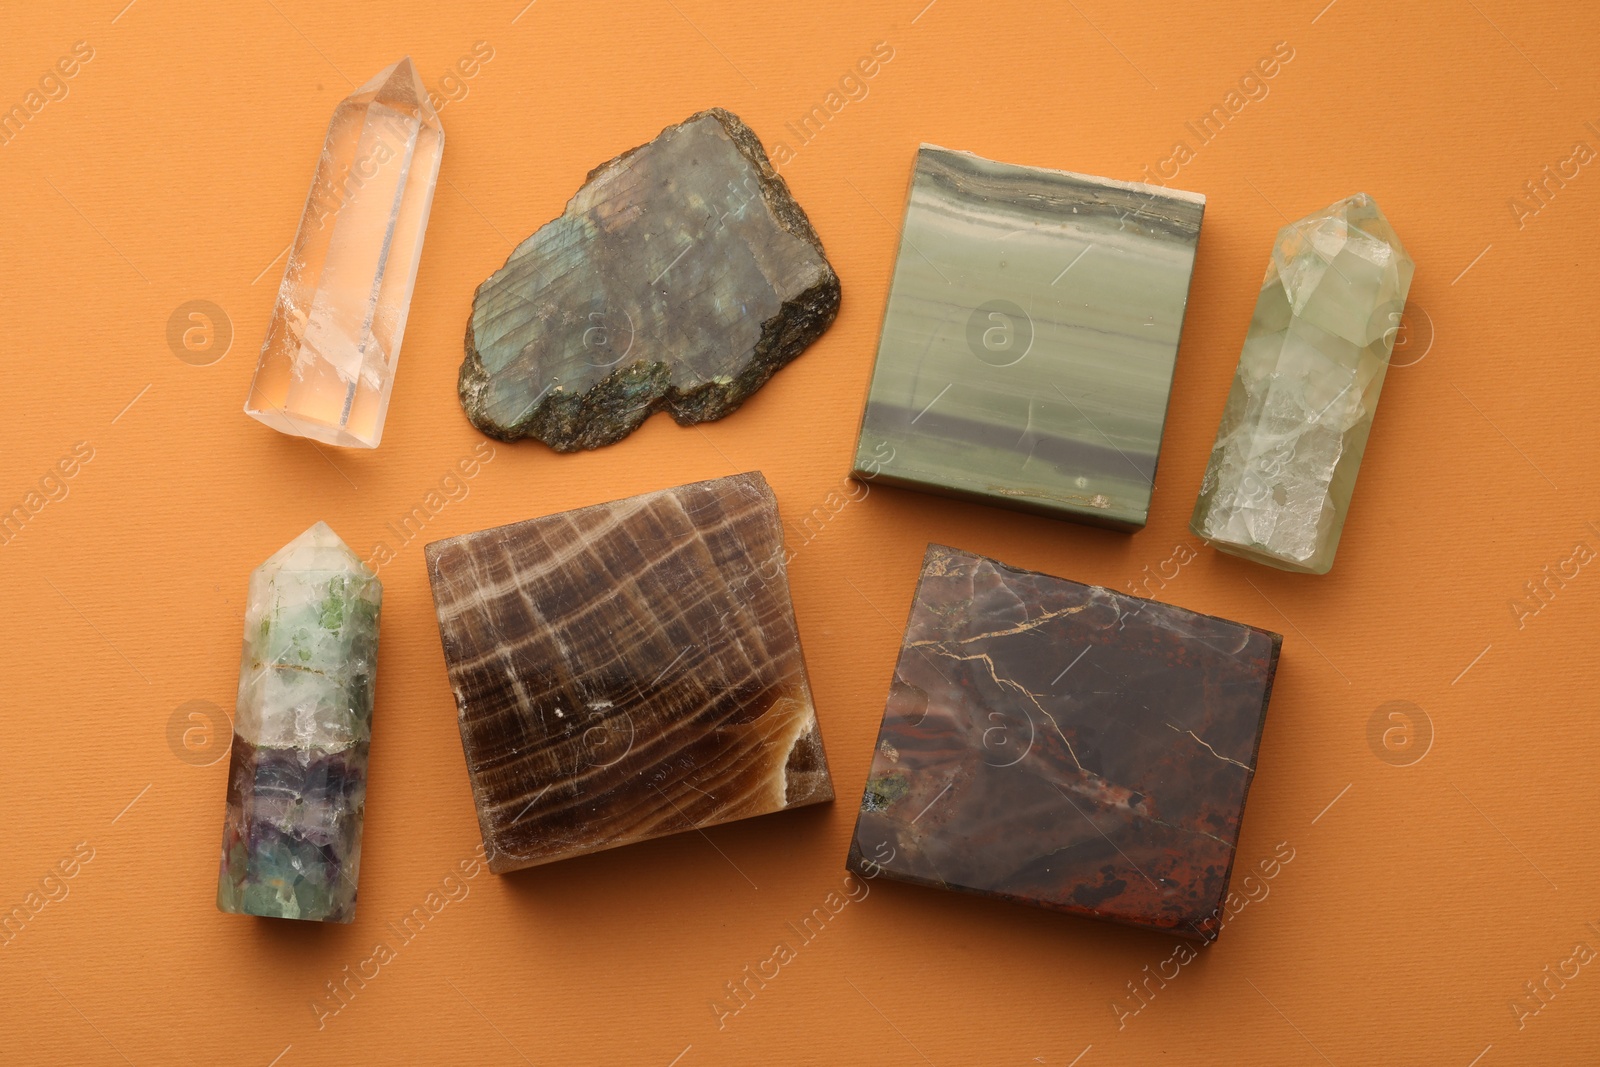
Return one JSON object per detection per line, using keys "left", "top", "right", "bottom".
{"left": 2, "top": 1, "right": 1597, "bottom": 1064}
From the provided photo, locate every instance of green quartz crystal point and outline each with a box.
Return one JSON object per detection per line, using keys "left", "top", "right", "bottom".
{"left": 1190, "top": 193, "right": 1413, "bottom": 574}
{"left": 217, "top": 521, "right": 382, "bottom": 922}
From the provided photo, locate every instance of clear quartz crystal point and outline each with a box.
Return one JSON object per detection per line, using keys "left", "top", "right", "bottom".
{"left": 1190, "top": 194, "right": 1414, "bottom": 574}
{"left": 244, "top": 58, "right": 444, "bottom": 449}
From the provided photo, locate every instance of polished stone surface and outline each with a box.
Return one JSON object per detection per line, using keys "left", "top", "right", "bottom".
{"left": 245, "top": 58, "right": 443, "bottom": 449}
{"left": 460, "top": 109, "right": 839, "bottom": 451}
{"left": 848, "top": 545, "right": 1280, "bottom": 939}
{"left": 1190, "top": 193, "right": 1413, "bottom": 573}
{"left": 852, "top": 146, "right": 1204, "bottom": 531}
{"left": 425, "top": 472, "right": 833, "bottom": 873}
{"left": 218, "top": 522, "right": 382, "bottom": 923}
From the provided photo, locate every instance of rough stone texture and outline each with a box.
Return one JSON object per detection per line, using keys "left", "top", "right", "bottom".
{"left": 1190, "top": 193, "right": 1414, "bottom": 573}
{"left": 217, "top": 522, "right": 382, "bottom": 923}
{"left": 424, "top": 472, "right": 833, "bottom": 873}
{"left": 848, "top": 545, "right": 1280, "bottom": 940}
{"left": 460, "top": 109, "right": 840, "bottom": 452}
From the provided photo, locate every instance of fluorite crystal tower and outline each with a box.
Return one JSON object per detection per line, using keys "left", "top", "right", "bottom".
{"left": 1190, "top": 194, "right": 1413, "bottom": 573}
{"left": 245, "top": 58, "right": 444, "bottom": 449}
{"left": 218, "top": 522, "right": 382, "bottom": 923}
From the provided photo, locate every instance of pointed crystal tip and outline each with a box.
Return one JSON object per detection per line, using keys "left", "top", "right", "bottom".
{"left": 352, "top": 56, "right": 439, "bottom": 129}
{"left": 1270, "top": 192, "right": 1413, "bottom": 343}
{"left": 261, "top": 521, "right": 371, "bottom": 576}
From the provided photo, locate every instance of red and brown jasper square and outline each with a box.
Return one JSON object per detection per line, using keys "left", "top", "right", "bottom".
{"left": 848, "top": 545, "right": 1280, "bottom": 939}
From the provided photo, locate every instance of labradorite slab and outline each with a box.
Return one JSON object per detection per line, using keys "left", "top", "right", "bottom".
{"left": 460, "top": 109, "right": 840, "bottom": 451}
{"left": 848, "top": 545, "right": 1281, "bottom": 939}
{"left": 851, "top": 146, "right": 1204, "bottom": 531}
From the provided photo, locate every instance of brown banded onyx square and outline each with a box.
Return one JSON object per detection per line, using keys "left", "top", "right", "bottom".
{"left": 425, "top": 472, "right": 833, "bottom": 874}
{"left": 848, "top": 545, "right": 1280, "bottom": 939}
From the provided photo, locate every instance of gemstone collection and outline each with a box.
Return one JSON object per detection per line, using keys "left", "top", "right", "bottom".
{"left": 220, "top": 71, "right": 1412, "bottom": 937}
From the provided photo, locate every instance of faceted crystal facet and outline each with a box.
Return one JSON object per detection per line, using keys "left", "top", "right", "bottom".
{"left": 1190, "top": 194, "right": 1414, "bottom": 573}
{"left": 245, "top": 58, "right": 445, "bottom": 449}
{"left": 852, "top": 146, "right": 1205, "bottom": 531}
{"left": 217, "top": 522, "right": 382, "bottom": 923}
{"left": 459, "top": 109, "right": 839, "bottom": 452}
{"left": 848, "top": 545, "right": 1281, "bottom": 939}
{"left": 424, "top": 472, "right": 833, "bottom": 873}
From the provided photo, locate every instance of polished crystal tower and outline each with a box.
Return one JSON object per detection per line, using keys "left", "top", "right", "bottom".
{"left": 1190, "top": 194, "right": 1413, "bottom": 573}
{"left": 245, "top": 58, "right": 444, "bottom": 449}
{"left": 218, "top": 522, "right": 382, "bottom": 922}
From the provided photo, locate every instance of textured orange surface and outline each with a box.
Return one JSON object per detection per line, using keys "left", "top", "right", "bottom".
{"left": 2, "top": 2, "right": 1597, "bottom": 1064}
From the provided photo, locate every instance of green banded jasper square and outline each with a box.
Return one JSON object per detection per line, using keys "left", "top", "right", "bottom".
{"left": 852, "top": 146, "right": 1204, "bottom": 531}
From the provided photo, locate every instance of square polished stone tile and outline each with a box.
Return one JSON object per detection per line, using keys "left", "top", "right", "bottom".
{"left": 425, "top": 472, "right": 833, "bottom": 873}
{"left": 847, "top": 545, "right": 1280, "bottom": 939}
{"left": 852, "top": 146, "right": 1204, "bottom": 531}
